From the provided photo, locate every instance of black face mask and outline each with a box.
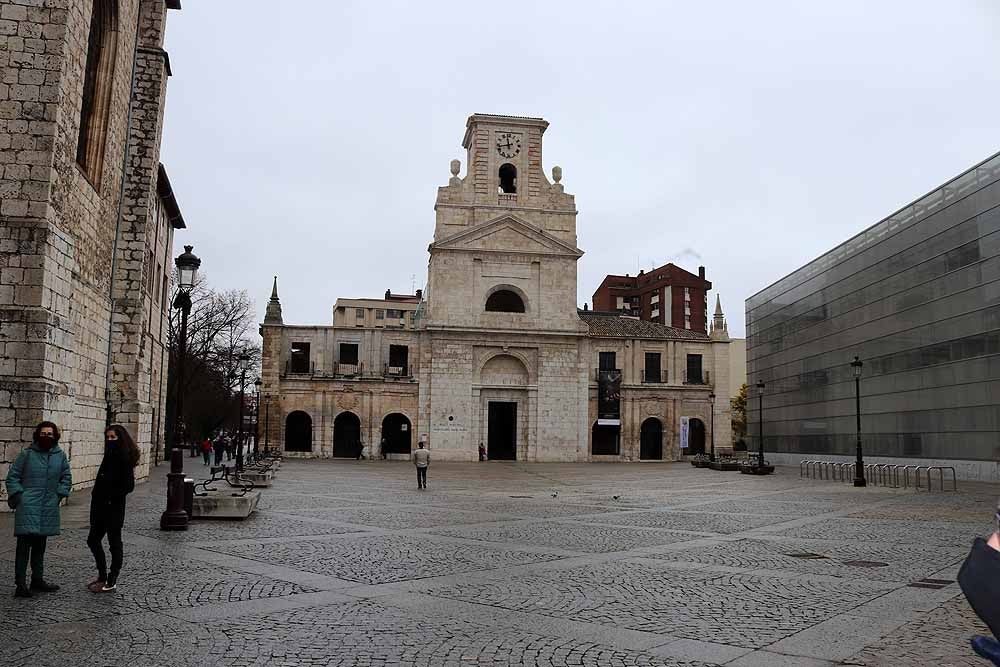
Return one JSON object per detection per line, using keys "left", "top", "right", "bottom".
{"left": 37, "top": 435, "right": 55, "bottom": 451}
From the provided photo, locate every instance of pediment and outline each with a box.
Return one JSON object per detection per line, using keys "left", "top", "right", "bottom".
{"left": 431, "top": 215, "right": 583, "bottom": 257}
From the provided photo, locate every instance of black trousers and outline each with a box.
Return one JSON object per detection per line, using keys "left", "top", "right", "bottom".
{"left": 14, "top": 535, "right": 46, "bottom": 584}
{"left": 202, "top": 450, "right": 210, "bottom": 464}
{"left": 88, "top": 499, "right": 125, "bottom": 580}
{"left": 416, "top": 467, "right": 427, "bottom": 487}
{"left": 214, "top": 449, "right": 224, "bottom": 465}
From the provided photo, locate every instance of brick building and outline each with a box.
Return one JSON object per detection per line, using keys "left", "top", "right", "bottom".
{"left": 0, "top": 0, "right": 186, "bottom": 491}
{"left": 261, "top": 115, "right": 732, "bottom": 462}
{"left": 592, "top": 263, "right": 712, "bottom": 332}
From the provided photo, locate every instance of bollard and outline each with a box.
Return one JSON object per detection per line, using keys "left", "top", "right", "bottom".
{"left": 160, "top": 449, "right": 190, "bottom": 531}
{"left": 183, "top": 477, "right": 195, "bottom": 518}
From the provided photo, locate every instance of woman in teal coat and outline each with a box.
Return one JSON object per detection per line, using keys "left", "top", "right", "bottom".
{"left": 5, "top": 420, "right": 72, "bottom": 598}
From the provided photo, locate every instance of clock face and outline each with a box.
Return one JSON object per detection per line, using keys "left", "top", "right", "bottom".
{"left": 496, "top": 132, "right": 521, "bottom": 158}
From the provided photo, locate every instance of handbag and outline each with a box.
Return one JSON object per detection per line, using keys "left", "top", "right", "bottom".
{"left": 959, "top": 537, "right": 1000, "bottom": 640}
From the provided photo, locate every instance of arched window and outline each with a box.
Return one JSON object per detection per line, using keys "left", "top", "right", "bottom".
{"left": 498, "top": 163, "right": 517, "bottom": 194}
{"left": 485, "top": 289, "right": 525, "bottom": 313}
{"left": 77, "top": 0, "right": 119, "bottom": 185}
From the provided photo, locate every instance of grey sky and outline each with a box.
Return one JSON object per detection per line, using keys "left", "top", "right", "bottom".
{"left": 160, "top": 1, "right": 1000, "bottom": 338}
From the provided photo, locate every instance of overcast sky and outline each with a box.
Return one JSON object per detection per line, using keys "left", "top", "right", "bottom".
{"left": 160, "top": 1, "right": 1000, "bottom": 338}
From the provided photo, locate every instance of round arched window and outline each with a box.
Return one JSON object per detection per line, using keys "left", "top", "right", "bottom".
{"left": 485, "top": 290, "right": 525, "bottom": 313}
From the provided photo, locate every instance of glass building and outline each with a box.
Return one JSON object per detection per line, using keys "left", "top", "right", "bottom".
{"left": 746, "top": 151, "right": 1000, "bottom": 467}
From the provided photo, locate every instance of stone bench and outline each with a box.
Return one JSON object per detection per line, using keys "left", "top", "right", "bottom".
{"left": 191, "top": 490, "right": 261, "bottom": 520}
{"left": 235, "top": 470, "right": 274, "bottom": 488}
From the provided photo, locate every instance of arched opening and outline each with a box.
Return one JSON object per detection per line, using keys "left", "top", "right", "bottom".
{"left": 485, "top": 289, "right": 525, "bottom": 313}
{"left": 284, "top": 411, "right": 312, "bottom": 453}
{"left": 688, "top": 418, "right": 706, "bottom": 455}
{"left": 381, "top": 413, "right": 411, "bottom": 455}
{"left": 77, "top": 0, "right": 119, "bottom": 184}
{"left": 640, "top": 418, "right": 663, "bottom": 460}
{"left": 333, "top": 411, "right": 362, "bottom": 458}
{"left": 592, "top": 421, "right": 620, "bottom": 456}
{"left": 498, "top": 163, "right": 517, "bottom": 193}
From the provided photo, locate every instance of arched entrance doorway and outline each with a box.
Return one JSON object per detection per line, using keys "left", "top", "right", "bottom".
{"left": 640, "top": 417, "right": 663, "bottom": 460}
{"left": 688, "top": 418, "right": 706, "bottom": 455}
{"left": 381, "top": 413, "right": 411, "bottom": 455}
{"left": 480, "top": 354, "right": 528, "bottom": 461}
{"left": 285, "top": 411, "right": 312, "bottom": 453}
{"left": 333, "top": 411, "right": 361, "bottom": 458}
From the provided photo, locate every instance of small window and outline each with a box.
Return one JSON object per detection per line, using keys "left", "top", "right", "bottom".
{"left": 375, "top": 309, "right": 384, "bottom": 319}
{"left": 498, "top": 163, "right": 517, "bottom": 194}
{"left": 388, "top": 344, "right": 409, "bottom": 373}
{"left": 290, "top": 342, "right": 311, "bottom": 374}
{"left": 340, "top": 343, "right": 359, "bottom": 365}
{"left": 154, "top": 263, "right": 162, "bottom": 305}
{"left": 144, "top": 250, "right": 154, "bottom": 295}
{"left": 599, "top": 351, "right": 616, "bottom": 372}
{"left": 485, "top": 289, "right": 525, "bottom": 313}
{"left": 77, "top": 0, "right": 119, "bottom": 184}
{"left": 686, "top": 354, "right": 703, "bottom": 384}
{"left": 356, "top": 308, "right": 364, "bottom": 318}
{"left": 644, "top": 352, "right": 661, "bottom": 383}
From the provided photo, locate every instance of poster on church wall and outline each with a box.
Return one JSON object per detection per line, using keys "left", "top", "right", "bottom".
{"left": 597, "top": 369, "right": 622, "bottom": 423}
{"left": 680, "top": 416, "right": 690, "bottom": 450}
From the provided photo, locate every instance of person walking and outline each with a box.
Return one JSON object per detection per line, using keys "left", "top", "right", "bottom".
{"left": 4, "top": 421, "right": 72, "bottom": 598}
{"left": 201, "top": 437, "right": 212, "bottom": 465}
{"left": 213, "top": 435, "right": 226, "bottom": 466}
{"left": 86, "top": 424, "right": 138, "bottom": 593}
{"left": 478, "top": 442, "right": 486, "bottom": 461}
{"left": 413, "top": 441, "right": 430, "bottom": 489}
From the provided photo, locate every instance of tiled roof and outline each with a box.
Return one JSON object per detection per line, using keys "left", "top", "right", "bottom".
{"left": 578, "top": 310, "right": 709, "bottom": 341}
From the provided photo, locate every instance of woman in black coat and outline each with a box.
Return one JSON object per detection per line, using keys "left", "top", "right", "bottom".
{"left": 86, "top": 424, "right": 138, "bottom": 592}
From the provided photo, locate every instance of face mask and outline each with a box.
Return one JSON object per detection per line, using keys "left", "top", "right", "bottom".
{"left": 37, "top": 435, "right": 55, "bottom": 451}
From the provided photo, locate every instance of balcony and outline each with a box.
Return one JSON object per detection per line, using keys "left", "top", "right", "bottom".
{"left": 335, "top": 362, "right": 362, "bottom": 377}
{"left": 498, "top": 193, "right": 517, "bottom": 205}
{"left": 641, "top": 369, "right": 667, "bottom": 384}
{"left": 284, "top": 360, "right": 315, "bottom": 376}
{"left": 683, "top": 370, "right": 711, "bottom": 385}
{"left": 384, "top": 364, "right": 410, "bottom": 379}
{"left": 594, "top": 368, "right": 622, "bottom": 382}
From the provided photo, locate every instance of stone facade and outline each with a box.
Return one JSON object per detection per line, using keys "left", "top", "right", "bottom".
{"left": 0, "top": 0, "right": 184, "bottom": 494}
{"left": 261, "top": 114, "right": 730, "bottom": 461}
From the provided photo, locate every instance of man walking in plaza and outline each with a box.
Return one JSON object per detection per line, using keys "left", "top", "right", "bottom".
{"left": 413, "top": 442, "right": 429, "bottom": 489}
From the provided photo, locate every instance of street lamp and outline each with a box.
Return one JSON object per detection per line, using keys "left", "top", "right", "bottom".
{"left": 708, "top": 392, "right": 716, "bottom": 463}
{"left": 756, "top": 381, "right": 765, "bottom": 468}
{"left": 263, "top": 394, "right": 271, "bottom": 456}
{"left": 253, "top": 378, "right": 262, "bottom": 461}
{"left": 851, "top": 356, "right": 866, "bottom": 488}
{"left": 236, "top": 352, "right": 250, "bottom": 471}
{"left": 161, "top": 244, "right": 200, "bottom": 532}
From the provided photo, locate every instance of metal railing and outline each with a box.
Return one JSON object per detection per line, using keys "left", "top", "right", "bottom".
{"left": 799, "top": 459, "right": 957, "bottom": 491}
{"left": 335, "top": 362, "right": 362, "bottom": 377}
{"left": 682, "top": 370, "right": 710, "bottom": 385}
{"left": 498, "top": 193, "right": 517, "bottom": 205}
{"left": 641, "top": 369, "right": 666, "bottom": 383}
{"left": 384, "top": 364, "right": 410, "bottom": 378}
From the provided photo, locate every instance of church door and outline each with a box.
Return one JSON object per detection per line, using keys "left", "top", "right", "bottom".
{"left": 487, "top": 402, "right": 517, "bottom": 460}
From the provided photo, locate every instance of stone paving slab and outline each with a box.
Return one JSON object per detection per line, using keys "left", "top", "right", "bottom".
{"left": 1, "top": 460, "right": 996, "bottom": 666}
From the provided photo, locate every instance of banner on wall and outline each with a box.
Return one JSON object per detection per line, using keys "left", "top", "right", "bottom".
{"left": 597, "top": 369, "right": 622, "bottom": 422}
{"left": 679, "top": 416, "right": 690, "bottom": 450}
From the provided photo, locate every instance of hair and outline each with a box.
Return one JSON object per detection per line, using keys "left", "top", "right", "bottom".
{"left": 106, "top": 424, "right": 141, "bottom": 468}
{"left": 33, "top": 421, "right": 61, "bottom": 443}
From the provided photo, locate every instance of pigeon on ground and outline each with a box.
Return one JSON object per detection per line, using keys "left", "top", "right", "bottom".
{"left": 612, "top": 495, "right": 620, "bottom": 500}
{"left": 551, "top": 491, "right": 558, "bottom": 498}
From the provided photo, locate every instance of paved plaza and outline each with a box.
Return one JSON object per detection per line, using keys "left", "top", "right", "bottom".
{"left": 0, "top": 460, "right": 996, "bottom": 666}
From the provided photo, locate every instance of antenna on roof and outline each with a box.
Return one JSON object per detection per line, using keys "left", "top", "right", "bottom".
{"left": 411, "top": 273, "right": 416, "bottom": 294}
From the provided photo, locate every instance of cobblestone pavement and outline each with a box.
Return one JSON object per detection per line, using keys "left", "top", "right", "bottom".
{"left": 0, "top": 459, "right": 996, "bottom": 665}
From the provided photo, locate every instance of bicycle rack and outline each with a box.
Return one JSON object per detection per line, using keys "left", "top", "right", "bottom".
{"left": 926, "top": 466, "right": 958, "bottom": 492}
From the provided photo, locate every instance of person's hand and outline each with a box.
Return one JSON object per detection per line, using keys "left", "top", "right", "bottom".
{"left": 988, "top": 532, "right": 1000, "bottom": 552}
{"left": 6, "top": 492, "right": 21, "bottom": 510}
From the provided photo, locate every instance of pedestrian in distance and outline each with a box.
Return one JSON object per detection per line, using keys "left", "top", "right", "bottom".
{"left": 86, "top": 424, "right": 138, "bottom": 593}
{"left": 478, "top": 442, "right": 486, "bottom": 461}
{"left": 213, "top": 435, "right": 226, "bottom": 466}
{"left": 4, "top": 421, "right": 72, "bottom": 598}
{"left": 201, "top": 437, "right": 212, "bottom": 465}
{"left": 413, "top": 441, "right": 430, "bottom": 489}
{"left": 380, "top": 436, "right": 387, "bottom": 461}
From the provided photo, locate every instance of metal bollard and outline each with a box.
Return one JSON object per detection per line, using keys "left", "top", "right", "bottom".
{"left": 183, "top": 477, "right": 194, "bottom": 518}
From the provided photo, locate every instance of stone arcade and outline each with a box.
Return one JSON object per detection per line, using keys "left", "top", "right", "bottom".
{"left": 261, "top": 114, "right": 731, "bottom": 461}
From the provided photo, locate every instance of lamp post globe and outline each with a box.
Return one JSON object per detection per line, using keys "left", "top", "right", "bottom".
{"left": 174, "top": 245, "right": 201, "bottom": 290}
{"left": 851, "top": 356, "right": 866, "bottom": 487}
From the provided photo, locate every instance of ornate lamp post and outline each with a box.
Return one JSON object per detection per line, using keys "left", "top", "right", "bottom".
{"left": 756, "top": 381, "right": 765, "bottom": 468}
{"left": 236, "top": 352, "right": 250, "bottom": 471}
{"left": 253, "top": 378, "right": 262, "bottom": 461}
{"left": 263, "top": 394, "right": 271, "bottom": 456}
{"left": 708, "top": 392, "right": 716, "bottom": 463}
{"left": 851, "top": 356, "right": 866, "bottom": 487}
{"left": 161, "top": 245, "right": 200, "bottom": 531}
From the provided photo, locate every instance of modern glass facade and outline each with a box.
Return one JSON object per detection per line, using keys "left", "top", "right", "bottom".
{"left": 746, "top": 151, "right": 1000, "bottom": 462}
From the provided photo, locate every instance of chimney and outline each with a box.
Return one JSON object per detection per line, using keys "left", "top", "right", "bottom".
{"left": 415, "top": 289, "right": 423, "bottom": 299}
{"left": 698, "top": 266, "right": 705, "bottom": 279}
{"left": 583, "top": 303, "right": 589, "bottom": 311}
{"left": 385, "top": 289, "right": 391, "bottom": 299}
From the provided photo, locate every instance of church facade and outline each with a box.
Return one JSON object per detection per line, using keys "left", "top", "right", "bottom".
{"left": 260, "top": 114, "right": 731, "bottom": 462}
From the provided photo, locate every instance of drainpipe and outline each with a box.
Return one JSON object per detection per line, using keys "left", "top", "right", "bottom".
{"left": 104, "top": 4, "right": 144, "bottom": 426}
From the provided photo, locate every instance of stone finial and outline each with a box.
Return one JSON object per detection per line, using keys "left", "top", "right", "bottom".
{"left": 710, "top": 294, "right": 728, "bottom": 340}
{"left": 714, "top": 294, "right": 723, "bottom": 316}
{"left": 552, "top": 165, "right": 562, "bottom": 183}
{"left": 449, "top": 159, "right": 461, "bottom": 186}
{"left": 264, "top": 276, "right": 283, "bottom": 325}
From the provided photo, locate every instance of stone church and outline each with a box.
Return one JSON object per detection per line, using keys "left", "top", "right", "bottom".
{"left": 0, "top": 1, "right": 185, "bottom": 490}
{"left": 261, "top": 114, "right": 731, "bottom": 461}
